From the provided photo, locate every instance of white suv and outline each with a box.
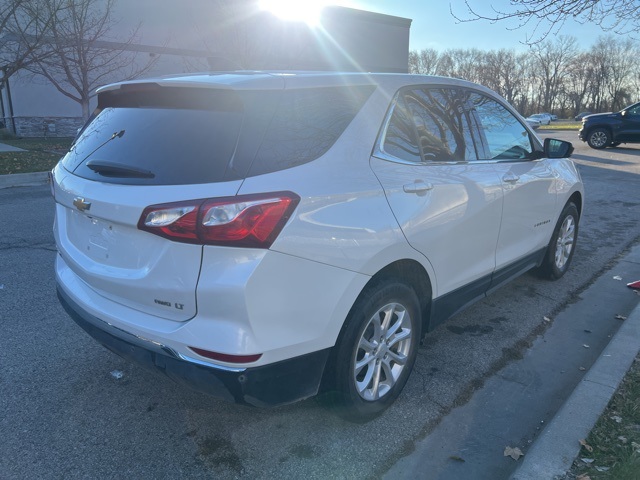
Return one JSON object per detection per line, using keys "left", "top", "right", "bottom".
{"left": 53, "top": 72, "right": 583, "bottom": 421}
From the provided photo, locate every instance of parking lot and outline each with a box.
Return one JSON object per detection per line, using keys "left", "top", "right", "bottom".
{"left": 1, "top": 131, "right": 639, "bottom": 479}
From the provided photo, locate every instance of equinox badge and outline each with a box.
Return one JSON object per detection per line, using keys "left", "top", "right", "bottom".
{"left": 73, "top": 197, "right": 92, "bottom": 212}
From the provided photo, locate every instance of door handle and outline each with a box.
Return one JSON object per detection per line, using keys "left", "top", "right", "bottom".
{"left": 403, "top": 181, "right": 434, "bottom": 194}
{"left": 502, "top": 173, "right": 520, "bottom": 183}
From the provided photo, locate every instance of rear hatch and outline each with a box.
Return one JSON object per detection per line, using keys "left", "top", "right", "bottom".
{"left": 53, "top": 81, "right": 281, "bottom": 321}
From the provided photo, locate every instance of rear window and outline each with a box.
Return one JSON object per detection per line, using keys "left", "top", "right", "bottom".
{"left": 63, "top": 84, "right": 375, "bottom": 185}
{"left": 63, "top": 87, "right": 245, "bottom": 185}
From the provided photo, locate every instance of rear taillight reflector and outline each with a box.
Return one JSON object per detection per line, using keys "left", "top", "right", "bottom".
{"left": 137, "top": 192, "right": 299, "bottom": 248}
{"left": 189, "top": 346, "right": 262, "bottom": 364}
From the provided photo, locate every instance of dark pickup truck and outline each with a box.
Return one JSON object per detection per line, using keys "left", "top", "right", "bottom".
{"left": 579, "top": 102, "right": 640, "bottom": 149}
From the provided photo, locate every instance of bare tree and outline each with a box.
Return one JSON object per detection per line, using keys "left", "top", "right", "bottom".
{"left": 437, "top": 48, "right": 485, "bottom": 83}
{"left": 0, "top": 0, "right": 29, "bottom": 78}
{"left": 531, "top": 36, "right": 577, "bottom": 111}
{"left": 597, "top": 37, "right": 636, "bottom": 110}
{"left": 23, "top": 0, "right": 157, "bottom": 120}
{"left": 452, "top": 0, "right": 640, "bottom": 43}
{"left": 0, "top": 0, "right": 61, "bottom": 80}
{"left": 409, "top": 48, "right": 440, "bottom": 74}
{"left": 482, "top": 49, "right": 530, "bottom": 109}
{"left": 564, "top": 51, "right": 594, "bottom": 115}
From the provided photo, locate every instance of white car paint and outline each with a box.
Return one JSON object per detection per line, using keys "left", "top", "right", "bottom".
{"left": 53, "top": 72, "right": 584, "bottom": 409}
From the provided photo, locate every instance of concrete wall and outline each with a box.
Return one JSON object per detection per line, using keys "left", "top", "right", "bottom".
{"left": 1, "top": 2, "right": 411, "bottom": 137}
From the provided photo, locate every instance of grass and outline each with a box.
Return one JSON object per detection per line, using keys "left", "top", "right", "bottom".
{"left": 568, "top": 355, "right": 640, "bottom": 479}
{"left": 0, "top": 137, "right": 73, "bottom": 175}
{"left": 539, "top": 121, "right": 581, "bottom": 131}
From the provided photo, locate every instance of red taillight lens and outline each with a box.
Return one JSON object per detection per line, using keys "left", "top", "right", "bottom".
{"left": 138, "top": 192, "right": 300, "bottom": 248}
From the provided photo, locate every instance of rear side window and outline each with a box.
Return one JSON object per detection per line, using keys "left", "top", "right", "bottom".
{"left": 382, "top": 96, "right": 421, "bottom": 163}
{"left": 248, "top": 86, "right": 375, "bottom": 176}
{"left": 382, "top": 87, "right": 478, "bottom": 163}
{"left": 63, "top": 87, "right": 245, "bottom": 185}
{"left": 470, "top": 93, "right": 533, "bottom": 160}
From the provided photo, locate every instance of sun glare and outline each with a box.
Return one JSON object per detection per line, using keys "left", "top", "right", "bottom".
{"left": 259, "top": 0, "right": 330, "bottom": 25}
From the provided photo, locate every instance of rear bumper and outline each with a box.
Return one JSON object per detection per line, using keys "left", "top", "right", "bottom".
{"left": 57, "top": 285, "right": 330, "bottom": 407}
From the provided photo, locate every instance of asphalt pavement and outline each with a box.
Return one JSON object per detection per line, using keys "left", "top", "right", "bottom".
{"left": 385, "top": 245, "right": 640, "bottom": 479}
{"left": 2, "top": 137, "right": 640, "bottom": 479}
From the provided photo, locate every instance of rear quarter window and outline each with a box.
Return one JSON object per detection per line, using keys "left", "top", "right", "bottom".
{"left": 247, "top": 85, "right": 375, "bottom": 176}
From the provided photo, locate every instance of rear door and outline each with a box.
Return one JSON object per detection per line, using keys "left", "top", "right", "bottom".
{"left": 370, "top": 86, "right": 503, "bottom": 298}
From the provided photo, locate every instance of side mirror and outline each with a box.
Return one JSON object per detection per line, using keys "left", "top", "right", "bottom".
{"left": 544, "top": 138, "right": 574, "bottom": 158}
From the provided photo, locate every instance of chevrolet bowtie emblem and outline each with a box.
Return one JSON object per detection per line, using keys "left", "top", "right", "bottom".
{"left": 73, "top": 197, "right": 92, "bottom": 212}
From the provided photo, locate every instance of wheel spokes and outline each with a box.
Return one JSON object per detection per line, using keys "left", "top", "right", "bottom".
{"left": 555, "top": 216, "right": 575, "bottom": 268}
{"left": 353, "top": 302, "right": 413, "bottom": 401}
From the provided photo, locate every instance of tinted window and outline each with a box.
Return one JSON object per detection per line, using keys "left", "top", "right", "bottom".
{"left": 382, "top": 87, "right": 478, "bottom": 163}
{"left": 626, "top": 103, "right": 640, "bottom": 116}
{"left": 470, "top": 93, "right": 533, "bottom": 160}
{"left": 64, "top": 88, "right": 245, "bottom": 185}
{"left": 249, "top": 86, "right": 375, "bottom": 176}
{"left": 63, "top": 85, "right": 374, "bottom": 185}
{"left": 382, "top": 96, "right": 421, "bottom": 163}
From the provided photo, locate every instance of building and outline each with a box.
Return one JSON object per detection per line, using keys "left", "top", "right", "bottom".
{"left": 0, "top": 2, "right": 411, "bottom": 137}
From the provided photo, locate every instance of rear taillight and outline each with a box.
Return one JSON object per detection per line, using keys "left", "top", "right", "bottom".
{"left": 138, "top": 192, "right": 300, "bottom": 248}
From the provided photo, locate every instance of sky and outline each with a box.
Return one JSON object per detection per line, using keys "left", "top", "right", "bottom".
{"left": 324, "top": 0, "right": 611, "bottom": 52}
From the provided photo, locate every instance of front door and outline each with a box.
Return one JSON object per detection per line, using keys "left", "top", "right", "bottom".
{"left": 618, "top": 103, "right": 640, "bottom": 142}
{"left": 470, "top": 92, "right": 558, "bottom": 273}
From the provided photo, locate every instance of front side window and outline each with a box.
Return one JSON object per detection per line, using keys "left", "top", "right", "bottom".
{"left": 382, "top": 87, "right": 478, "bottom": 163}
{"left": 470, "top": 93, "right": 533, "bottom": 160}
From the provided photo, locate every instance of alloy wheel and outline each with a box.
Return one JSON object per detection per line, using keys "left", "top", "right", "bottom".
{"left": 589, "top": 131, "right": 608, "bottom": 148}
{"left": 554, "top": 215, "right": 575, "bottom": 270}
{"left": 353, "top": 302, "right": 413, "bottom": 401}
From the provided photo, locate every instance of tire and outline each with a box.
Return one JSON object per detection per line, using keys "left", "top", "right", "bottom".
{"left": 586, "top": 128, "right": 610, "bottom": 149}
{"left": 536, "top": 202, "right": 579, "bottom": 280}
{"left": 329, "top": 279, "right": 421, "bottom": 422}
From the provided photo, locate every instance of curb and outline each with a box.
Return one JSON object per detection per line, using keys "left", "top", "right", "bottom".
{"left": 510, "top": 299, "right": 640, "bottom": 479}
{"left": 0, "top": 172, "right": 49, "bottom": 189}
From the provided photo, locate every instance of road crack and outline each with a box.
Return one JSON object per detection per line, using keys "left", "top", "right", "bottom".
{"left": 0, "top": 242, "right": 57, "bottom": 253}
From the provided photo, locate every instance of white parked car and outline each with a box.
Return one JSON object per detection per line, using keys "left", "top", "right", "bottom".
{"left": 53, "top": 72, "right": 583, "bottom": 421}
{"left": 526, "top": 113, "right": 552, "bottom": 125}
{"left": 525, "top": 118, "right": 541, "bottom": 129}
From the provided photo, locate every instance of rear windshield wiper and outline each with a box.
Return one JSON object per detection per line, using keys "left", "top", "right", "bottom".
{"left": 86, "top": 160, "right": 155, "bottom": 178}
{"left": 71, "top": 129, "right": 127, "bottom": 173}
